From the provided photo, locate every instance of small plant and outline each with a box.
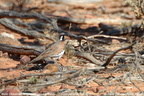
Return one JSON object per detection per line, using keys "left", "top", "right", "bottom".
{"left": 65, "top": 44, "right": 75, "bottom": 59}
{"left": 125, "top": 0, "right": 144, "bottom": 19}
{"left": 7, "top": 0, "right": 29, "bottom": 11}
{"left": 29, "top": 76, "right": 39, "bottom": 84}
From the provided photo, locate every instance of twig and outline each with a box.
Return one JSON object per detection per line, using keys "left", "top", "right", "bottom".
{"left": 64, "top": 76, "right": 96, "bottom": 86}
{"left": 98, "top": 73, "right": 129, "bottom": 93}
{"left": 129, "top": 70, "right": 143, "bottom": 92}
{"left": 33, "top": 69, "right": 84, "bottom": 87}
{"left": 0, "top": 10, "right": 52, "bottom": 22}
{"left": 0, "top": 67, "right": 105, "bottom": 87}
{"left": 0, "top": 18, "right": 52, "bottom": 39}
{"left": 113, "top": 72, "right": 130, "bottom": 92}
{"left": 0, "top": 11, "right": 106, "bottom": 43}
{"left": 0, "top": 43, "right": 44, "bottom": 55}
{"left": 75, "top": 51, "right": 103, "bottom": 65}
{"left": 88, "top": 34, "right": 127, "bottom": 40}
{"left": 0, "top": 70, "right": 77, "bottom": 87}
{"left": 56, "top": 16, "right": 141, "bottom": 24}
{"left": 102, "top": 42, "right": 136, "bottom": 67}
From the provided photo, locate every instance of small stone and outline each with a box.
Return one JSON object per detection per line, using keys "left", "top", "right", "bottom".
{"left": 1, "top": 88, "right": 21, "bottom": 96}
{"left": 0, "top": 32, "right": 21, "bottom": 45}
{"left": 112, "top": 39, "right": 120, "bottom": 44}
{"left": 43, "top": 64, "right": 59, "bottom": 73}
{"left": 3, "top": 52, "right": 9, "bottom": 58}
{"left": 96, "top": 86, "right": 104, "bottom": 93}
{"left": 0, "top": 51, "right": 3, "bottom": 57}
{"left": 20, "top": 55, "right": 31, "bottom": 65}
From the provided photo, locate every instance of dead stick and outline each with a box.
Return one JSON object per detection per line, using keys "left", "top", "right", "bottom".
{"left": 103, "top": 35, "right": 144, "bottom": 67}
{"left": 0, "top": 70, "right": 77, "bottom": 87}
{"left": 102, "top": 42, "right": 135, "bottom": 67}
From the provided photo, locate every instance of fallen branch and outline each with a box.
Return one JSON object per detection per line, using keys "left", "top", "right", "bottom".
{"left": 33, "top": 69, "right": 83, "bottom": 87}
{"left": 99, "top": 23, "right": 144, "bottom": 35}
{"left": 0, "top": 18, "right": 52, "bottom": 39}
{"left": 75, "top": 51, "right": 103, "bottom": 65}
{"left": 88, "top": 34, "right": 127, "bottom": 40}
{"left": 102, "top": 35, "right": 144, "bottom": 67}
{"left": 56, "top": 16, "right": 142, "bottom": 24}
{"left": 0, "top": 11, "right": 115, "bottom": 43}
{"left": 0, "top": 44, "right": 44, "bottom": 55}
{"left": 0, "top": 70, "right": 77, "bottom": 87}
{"left": 0, "top": 67, "right": 105, "bottom": 87}
{"left": 102, "top": 42, "right": 135, "bottom": 67}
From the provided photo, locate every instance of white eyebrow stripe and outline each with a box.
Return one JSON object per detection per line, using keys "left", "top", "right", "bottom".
{"left": 59, "top": 35, "right": 64, "bottom": 41}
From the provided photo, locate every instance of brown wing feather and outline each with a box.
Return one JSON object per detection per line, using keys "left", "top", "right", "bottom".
{"left": 28, "top": 41, "right": 65, "bottom": 64}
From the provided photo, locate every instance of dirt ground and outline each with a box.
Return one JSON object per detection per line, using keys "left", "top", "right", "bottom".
{"left": 0, "top": 0, "right": 144, "bottom": 95}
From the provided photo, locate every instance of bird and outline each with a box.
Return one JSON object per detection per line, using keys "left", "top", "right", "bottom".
{"left": 28, "top": 33, "right": 66, "bottom": 64}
